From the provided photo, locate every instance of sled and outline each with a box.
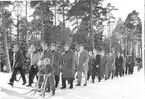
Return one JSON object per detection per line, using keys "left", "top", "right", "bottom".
{"left": 23, "top": 73, "right": 50, "bottom": 97}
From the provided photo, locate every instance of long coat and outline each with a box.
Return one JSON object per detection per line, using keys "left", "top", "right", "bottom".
{"left": 88, "top": 55, "right": 93, "bottom": 75}
{"left": 92, "top": 54, "right": 100, "bottom": 75}
{"left": 105, "top": 55, "right": 111, "bottom": 76}
{"left": 99, "top": 55, "right": 107, "bottom": 78}
{"left": 77, "top": 50, "right": 89, "bottom": 72}
{"left": 61, "top": 49, "right": 75, "bottom": 79}
{"left": 122, "top": 56, "right": 126, "bottom": 72}
{"left": 52, "top": 50, "right": 61, "bottom": 75}
{"left": 115, "top": 56, "right": 123, "bottom": 70}
{"left": 110, "top": 54, "right": 116, "bottom": 71}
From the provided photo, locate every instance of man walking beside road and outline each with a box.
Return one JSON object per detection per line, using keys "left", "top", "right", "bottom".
{"left": 8, "top": 44, "right": 26, "bottom": 86}
{"left": 76, "top": 44, "right": 89, "bottom": 86}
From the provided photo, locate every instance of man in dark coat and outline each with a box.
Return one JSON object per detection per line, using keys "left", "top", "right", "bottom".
{"left": 98, "top": 50, "right": 107, "bottom": 82}
{"left": 87, "top": 51, "right": 93, "bottom": 81}
{"left": 61, "top": 44, "right": 75, "bottom": 89}
{"left": 76, "top": 44, "right": 89, "bottom": 86}
{"left": 91, "top": 49, "right": 100, "bottom": 83}
{"left": 50, "top": 43, "right": 61, "bottom": 88}
{"left": 128, "top": 56, "right": 134, "bottom": 74}
{"left": 115, "top": 52, "right": 123, "bottom": 77}
{"left": 8, "top": 44, "right": 26, "bottom": 86}
{"left": 125, "top": 55, "right": 130, "bottom": 75}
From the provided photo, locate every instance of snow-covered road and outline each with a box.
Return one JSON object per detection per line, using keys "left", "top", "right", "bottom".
{"left": 0, "top": 68, "right": 144, "bottom": 99}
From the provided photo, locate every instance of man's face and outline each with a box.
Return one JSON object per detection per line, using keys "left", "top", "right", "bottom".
{"left": 31, "top": 45, "right": 35, "bottom": 52}
{"left": 79, "top": 46, "right": 84, "bottom": 52}
{"left": 13, "top": 45, "right": 19, "bottom": 52}
{"left": 101, "top": 51, "right": 104, "bottom": 56}
{"left": 51, "top": 45, "right": 55, "bottom": 51}
{"left": 64, "top": 45, "right": 69, "bottom": 51}
{"left": 117, "top": 52, "right": 120, "bottom": 57}
{"left": 41, "top": 44, "right": 47, "bottom": 51}
{"left": 89, "top": 51, "right": 92, "bottom": 56}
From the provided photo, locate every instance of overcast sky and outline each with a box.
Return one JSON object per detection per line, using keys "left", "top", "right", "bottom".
{"left": 103, "top": 0, "right": 144, "bottom": 21}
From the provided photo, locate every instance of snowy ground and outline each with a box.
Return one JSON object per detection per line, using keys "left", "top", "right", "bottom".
{"left": 0, "top": 67, "right": 144, "bottom": 99}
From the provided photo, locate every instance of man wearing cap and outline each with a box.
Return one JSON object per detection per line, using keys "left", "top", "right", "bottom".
{"left": 76, "top": 44, "right": 89, "bottom": 86}
{"left": 50, "top": 43, "right": 61, "bottom": 88}
{"left": 115, "top": 52, "right": 123, "bottom": 77}
{"left": 61, "top": 43, "right": 75, "bottom": 89}
{"left": 8, "top": 44, "right": 26, "bottom": 86}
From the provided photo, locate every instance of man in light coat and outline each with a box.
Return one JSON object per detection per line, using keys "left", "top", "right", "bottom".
{"left": 76, "top": 44, "right": 89, "bottom": 86}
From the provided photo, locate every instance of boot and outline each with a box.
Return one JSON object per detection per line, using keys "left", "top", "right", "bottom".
{"left": 52, "top": 90, "right": 55, "bottom": 95}
{"left": 60, "top": 78, "right": 66, "bottom": 89}
{"left": 8, "top": 82, "right": 13, "bottom": 86}
{"left": 55, "top": 82, "right": 58, "bottom": 88}
{"left": 22, "top": 81, "right": 27, "bottom": 85}
{"left": 69, "top": 79, "right": 73, "bottom": 89}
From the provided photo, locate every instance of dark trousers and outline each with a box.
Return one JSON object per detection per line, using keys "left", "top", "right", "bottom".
{"left": 92, "top": 67, "right": 97, "bottom": 82}
{"left": 62, "top": 78, "right": 73, "bottom": 88}
{"left": 10, "top": 67, "right": 26, "bottom": 83}
{"left": 125, "top": 64, "right": 129, "bottom": 75}
{"left": 28, "top": 65, "right": 38, "bottom": 85}
{"left": 129, "top": 67, "right": 134, "bottom": 74}
{"left": 87, "top": 72, "right": 91, "bottom": 80}
{"left": 115, "top": 66, "right": 122, "bottom": 77}
{"left": 55, "top": 75, "right": 59, "bottom": 87}
{"left": 96, "top": 68, "right": 102, "bottom": 82}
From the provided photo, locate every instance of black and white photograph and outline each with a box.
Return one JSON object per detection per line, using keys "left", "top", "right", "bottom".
{"left": 0, "top": 0, "right": 144, "bottom": 99}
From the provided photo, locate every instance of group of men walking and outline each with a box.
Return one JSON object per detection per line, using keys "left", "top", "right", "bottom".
{"left": 8, "top": 42, "right": 135, "bottom": 96}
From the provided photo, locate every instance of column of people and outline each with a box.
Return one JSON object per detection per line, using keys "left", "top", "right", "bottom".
{"left": 8, "top": 42, "right": 135, "bottom": 96}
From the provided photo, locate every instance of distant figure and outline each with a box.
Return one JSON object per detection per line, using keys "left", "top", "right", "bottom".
{"left": 115, "top": 52, "right": 123, "bottom": 77}
{"left": 98, "top": 50, "right": 107, "bottom": 82}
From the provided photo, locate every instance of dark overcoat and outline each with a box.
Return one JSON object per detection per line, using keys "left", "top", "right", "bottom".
{"left": 99, "top": 55, "right": 107, "bottom": 78}
{"left": 115, "top": 56, "right": 123, "bottom": 70}
{"left": 52, "top": 50, "right": 61, "bottom": 75}
{"left": 61, "top": 49, "right": 75, "bottom": 79}
{"left": 92, "top": 54, "right": 101, "bottom": 75}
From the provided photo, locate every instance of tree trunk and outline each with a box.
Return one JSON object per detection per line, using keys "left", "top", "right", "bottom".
{"left": 2, "top": 1, "right": 11, "bottom": 72}
{"left": 90, "top": 0, "right": 94, "bottom": 50}
{"left": 41, "top": 4, "right": 44, "bottom": 41}
{"left": 25, "top": 1, "right": 28, "bottom": 43}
